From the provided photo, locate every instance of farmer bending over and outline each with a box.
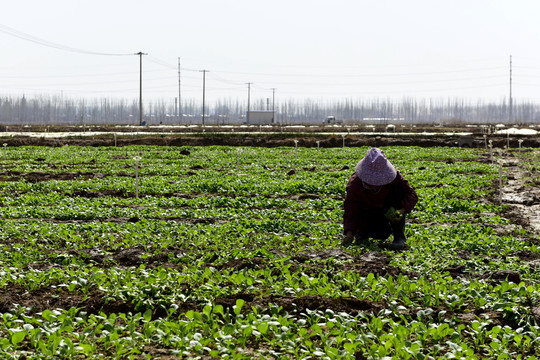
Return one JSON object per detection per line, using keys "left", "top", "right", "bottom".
{"left": 342, "top": 148, "right": 418, "bottom": 250}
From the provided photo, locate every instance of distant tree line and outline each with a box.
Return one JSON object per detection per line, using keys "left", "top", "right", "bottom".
{"left": 0, "top": 94, "right": 538, "bottom": 126}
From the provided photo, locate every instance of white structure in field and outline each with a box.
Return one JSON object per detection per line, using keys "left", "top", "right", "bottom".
{"left": 246, "top": 110, "right": 274, "bottom": 124}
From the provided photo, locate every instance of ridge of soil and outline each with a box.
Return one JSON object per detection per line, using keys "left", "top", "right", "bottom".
{"left": 0, "top": 124, "right": 537, "bottom": 148}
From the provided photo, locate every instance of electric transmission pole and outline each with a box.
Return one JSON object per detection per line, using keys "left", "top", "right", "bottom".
{"left": 200, "top": 70, "right": 209, "bottom": 125}
{"left": 509, "top": 54, "right": 513, "bottom": 123}
{"left": 271, "top": 88, "right": 276, "bottom": 124}
{"left": 136, "top": 51, "right": 147, "bottom": 126}
{"left": 246, "top": 82, "right": 252, "bottom": 124}
{"left": 178, "top": 57, "right": 182, "bottom": 123}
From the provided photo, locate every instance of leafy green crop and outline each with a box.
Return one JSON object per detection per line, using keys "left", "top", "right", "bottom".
{"left": 0, "top": 144, "right": 538, "bottom": 359}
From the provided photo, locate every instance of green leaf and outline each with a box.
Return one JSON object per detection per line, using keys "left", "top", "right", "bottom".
{"left": 11, "top": 331, "right": 26, "bottom": 346}
{"left": 213, "top": 304, "right": 224, "bottom": 316}
{"left": 76, "top": 344, "right": 94, "bottom": 355}
{"left": 234, "top": 299, "right": 245, "bottom": 316}
{"left": 344, "top": 342, "right": 356, "bottom": 352}
{"left": 223, "top": 324, "right": 235, "bottom": 335}
{"left": 41, "top": 310, "right": 52, "bottom": 321}
{"left": 257, "top": 323, "right": 269, "bottom": 335}
{"left": 243, "top": 325, "right": 252, "bottom": 338}
{"left": 143, "top": 309, "right": 152, "bottom": 322}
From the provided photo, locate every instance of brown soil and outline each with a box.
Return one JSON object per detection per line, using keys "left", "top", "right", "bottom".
{"left": 0, "top": 124, "right": 537, "bottom": 148}
{"left": 499, "top": 155, "right": 540, "bottom": 235}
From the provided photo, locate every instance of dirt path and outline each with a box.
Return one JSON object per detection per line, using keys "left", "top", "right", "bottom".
{"left": 500, "top": 153, "right": 540, "bottom": 235}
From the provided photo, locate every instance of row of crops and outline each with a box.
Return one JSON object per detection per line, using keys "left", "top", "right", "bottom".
{"left": 0, "top": 144, "right": 539, "bottom": 359}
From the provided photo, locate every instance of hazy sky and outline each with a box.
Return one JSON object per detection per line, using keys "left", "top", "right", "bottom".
{"left": 1, "top": 0, "right": 539, "bottom": 107}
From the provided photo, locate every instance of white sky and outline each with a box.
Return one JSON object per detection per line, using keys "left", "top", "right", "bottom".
{"left": 1, "top": 0, "right": 539, "bottom": 107}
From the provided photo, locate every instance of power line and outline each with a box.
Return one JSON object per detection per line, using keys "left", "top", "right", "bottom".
{"left": 146, "top": 56, "right": 176, "bottom": 69}
{"left": 199, "top": 66, "right": 508, "bottom": 79}
{"left": 208, "top": 72, "right": 246, "bottom": 86}
{"left": 0, "top": 23, "right": 133, "bottom": 56}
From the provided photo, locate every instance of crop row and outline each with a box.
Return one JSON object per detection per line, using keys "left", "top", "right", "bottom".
{"left": 0, "top": 145, "right": 538, "bottom": 359}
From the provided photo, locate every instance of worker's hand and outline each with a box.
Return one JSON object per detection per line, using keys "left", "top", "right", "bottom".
{"left": 385, "top": 207, "right": 403, "bottom": 223}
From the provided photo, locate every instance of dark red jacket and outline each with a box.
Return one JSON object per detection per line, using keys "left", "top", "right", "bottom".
{"left": 343, "top": 172, "right": 418, "bottom": 234}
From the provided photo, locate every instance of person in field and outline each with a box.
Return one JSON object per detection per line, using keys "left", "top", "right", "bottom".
{"left": 342, "top": 147, "right": 418, "bottom": 250}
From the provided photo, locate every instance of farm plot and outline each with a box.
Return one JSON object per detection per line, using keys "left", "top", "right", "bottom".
{"left": 0, "top": 145, "right": 539, "bottom": 359}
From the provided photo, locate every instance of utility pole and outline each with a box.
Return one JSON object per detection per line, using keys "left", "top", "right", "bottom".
{"left": 136, "top": 51, "right": 147, "bottom": 126}
{"left": 271, "top": 88, "right": 276, "bottom": 124}
{"left": 178, "top": 57, "right": 182, "bottom": 123}
{"left": 200, "top": 70, "right": 209, "bottom": 125}
{"left": 509, "top": 54, "right": 513, "bottom": 123}
{"left": 246, "top": 82, "right": 252, "bottom": 124}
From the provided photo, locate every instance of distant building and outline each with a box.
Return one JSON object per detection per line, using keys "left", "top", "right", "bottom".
{"left": 246, "top": 110, "right": 274, "bottom": 124}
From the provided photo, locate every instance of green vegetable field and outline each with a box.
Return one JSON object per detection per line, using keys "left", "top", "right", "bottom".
{"left": 0, "top": 144, "right": 539, "bottom": 359}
